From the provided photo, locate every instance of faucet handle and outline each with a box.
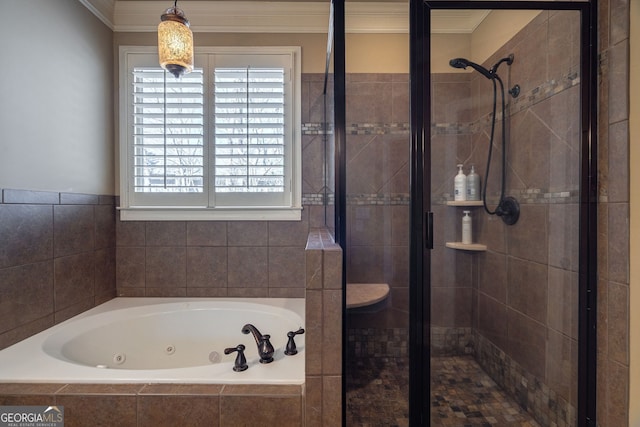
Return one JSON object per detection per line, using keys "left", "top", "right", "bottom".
{"left": 284, "top": 327, "right": 305, "bottom": 356}
{"left": 224, "top": 344, "right": 248, "bottom": 372}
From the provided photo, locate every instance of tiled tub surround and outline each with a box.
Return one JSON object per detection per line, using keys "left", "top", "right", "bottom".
{"left": 0, "top": 299, "right": 307, "bottom": 425}
{"left": 0, "top": 188, "right": 116, "bottom": 351}
{"left": 0, "top": 229, "right": 340, "bottom": 427}
{"left": 115, "top": 214, "right": 314, "bottom": 298}
{"left": 431, "top": 11, "right": 581, "bottom": 427}
{"left": 304, "top": 228, "right": 343, "bottom": 427}
{"left": 0, "top": 383, "right": 303, "bottom": 427}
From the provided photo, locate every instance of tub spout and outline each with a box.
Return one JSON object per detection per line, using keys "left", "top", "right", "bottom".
{"left": 241, "top": 324, "right": 274, "bottom": 363}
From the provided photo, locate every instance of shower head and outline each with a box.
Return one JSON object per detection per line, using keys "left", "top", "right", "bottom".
{"left": 449, "top": 58, "right": 493, "bottom": 80}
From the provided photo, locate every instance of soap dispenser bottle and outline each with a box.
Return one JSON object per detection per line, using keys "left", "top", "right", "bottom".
{"left": 466, "top": 165, "right": 480, "bottom": 201}
{"left": 462, "top": 210, "right": 472, "bottom": 244}
{"left": 454, "top": 164, "right": 467, "bottom": 201}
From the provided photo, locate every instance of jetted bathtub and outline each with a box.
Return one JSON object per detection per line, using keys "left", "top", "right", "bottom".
{"left": 0, "top": 298, "right": 305, "bottom": 384}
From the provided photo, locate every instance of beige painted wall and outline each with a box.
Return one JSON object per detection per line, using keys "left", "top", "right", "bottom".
{"left": 346, "top": 33, "right": 409, "bottom": 73}
{"left": 431, "top": 33, "right": 470, "bottom": 73}
{"left": 431, "top": 10, "right": 539, "bottom": 75}
{"left": 471, "top": 10, "right": 541, "bottom": 65}
{"left": 116, "top": 32, "right": 327, "bottom": 73}
{"left": 0, "top": 1, "right": 114, "bottom": 195}
{"left": 629, "top": 0, "right": 639, "bottom": 424}
{"left": 115, "top": 32, "right": 410, "bottom": 74}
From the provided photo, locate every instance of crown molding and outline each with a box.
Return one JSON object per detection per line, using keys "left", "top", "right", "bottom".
{"left": 79, "top": 0, "right": 116, "bottom": 30}
{"left": 431, "top": 10, "right": 491, "bottom": 34}
{"left": 113, "top": 1, "right": 409, "bottom": 33}
{"left": 115, "top": 1, "right": 328, "bottom": 33}
{"left": 81, "top": 1, "right": 488, "bottom": 34}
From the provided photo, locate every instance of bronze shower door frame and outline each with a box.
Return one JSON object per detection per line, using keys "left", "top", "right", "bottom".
{"left": 408, "top": 1, "right": 598, "bottom": 426}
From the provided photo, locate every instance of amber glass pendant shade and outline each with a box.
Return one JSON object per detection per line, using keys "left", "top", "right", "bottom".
{"left": 158, "top": 4, "right": 193, "bottom": 78}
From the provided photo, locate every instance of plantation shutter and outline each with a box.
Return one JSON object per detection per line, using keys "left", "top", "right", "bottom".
{"left": 214, "top": 67, "right": 286, "bottom": 194}
{"left": 132, "top": 68, "right": 205, "bottom": 193}
{"left": 120, "top": 47, "right": 301, "bottom": 219}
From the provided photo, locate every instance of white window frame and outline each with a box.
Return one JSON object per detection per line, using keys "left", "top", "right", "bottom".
{"left": 118, "top": 46, "right": 302, "bottom": 221}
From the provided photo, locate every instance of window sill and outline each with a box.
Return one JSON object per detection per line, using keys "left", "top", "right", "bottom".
{"left": 118, "top": 206, "right": 303, "bottom": 221}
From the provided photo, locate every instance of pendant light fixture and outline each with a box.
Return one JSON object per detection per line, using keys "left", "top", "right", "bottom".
{"left": 158, "top": 1, "right": 194, "bottom": 78}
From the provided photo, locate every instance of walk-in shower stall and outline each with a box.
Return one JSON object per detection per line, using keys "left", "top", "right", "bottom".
{"left": 329, "top": 0, "right": 597, "bottom": 425}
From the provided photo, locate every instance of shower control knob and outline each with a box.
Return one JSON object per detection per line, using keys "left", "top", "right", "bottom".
{"left": 284, "top": 328, "right": 305, "bottom": 356}
{"left": 224, "top": 344, "right": 248, "bottom": 372}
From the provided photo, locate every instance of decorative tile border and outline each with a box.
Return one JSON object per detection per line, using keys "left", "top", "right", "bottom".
{"left": 433, "top": 189, "right": 579, "bottom": 206}
{"left": 302, "top": 193, "right": 325, "bottom": 205}
{"left": 302, "top": 122, "right": 411, "bottom": 136}
{"left": 432, "top": 122, "right": 473, "bottom": 135}
{"left": 510, "top": 73, "right": 580, "bottom": 116}
{"left": 347, "top": 123, "right": 411, "bottom": 135}
{"left": 304, "top": 73, "right": 580, "bottom": 210}
{"left": 432, "top": 71, "right": 580, "bottom": 136}
{"left": 303, "top": 193, "right": 412, "bottom": 206}
{"left": 308, "top": 188, "right": 578, "bottom": 208}
{"left": 302, "top": 123, "right": 332, "bottom": 135}
{"left": 347, "top": 193, "right": 410, "bottom": 206}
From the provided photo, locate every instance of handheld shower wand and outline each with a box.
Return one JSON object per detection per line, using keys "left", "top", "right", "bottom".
{"left": 448, "top": 54, "right": 520, "bottom": 225}
{"left": 449, "top": 58, "right": 493, "bottom": 80}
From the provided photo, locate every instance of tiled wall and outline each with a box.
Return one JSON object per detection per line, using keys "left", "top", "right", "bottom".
{"left": 341, "top": 73, "right": 412, "bottom": 422}
{"left": 431, "top": 11, "right": 581, "bottom": 426}
{"left": 115, "top": 215, "right": 312, "bottom": 298}
{"left": 0, "top": 189, "right": 116, "bottom": 351}
{"left": 476, "top": 13, "right": 580, "bottom": 424}
{"left": 344, "top": 73, "right": 411, "bottom": 327}
{"left": 597, "top": 0, "right": 631, "bottom": 424}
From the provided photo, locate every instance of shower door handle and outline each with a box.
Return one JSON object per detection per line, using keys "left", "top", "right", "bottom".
{"left": 425, "top": 211, "right": 434, "bottom": 249}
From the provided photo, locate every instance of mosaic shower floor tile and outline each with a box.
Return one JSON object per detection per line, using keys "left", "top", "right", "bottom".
{"left": 346, "top": 355, "right": 540, "bottom": 426}
{"left": 346, "top": 356, "right": 410, "bottom": 427}
{"left": 430, "top": 356, "right": 540, "bottom": 427}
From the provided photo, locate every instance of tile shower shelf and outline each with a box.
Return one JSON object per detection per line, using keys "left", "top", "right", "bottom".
{"left": 445, "top": 201, "right": 486, "bottom": 251}
{"left": 445, "top": 200, "right": 484, "bottom": 206}
{"left": 445, "top": 242, "right": 487, "bottom": 251}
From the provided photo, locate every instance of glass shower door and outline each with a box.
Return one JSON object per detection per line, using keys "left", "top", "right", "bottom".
{"left": 427, "top": 6, "right": 591, "bottom": 426}
{"left": 342, "top": 2, "right": 412, "bottom": 424}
